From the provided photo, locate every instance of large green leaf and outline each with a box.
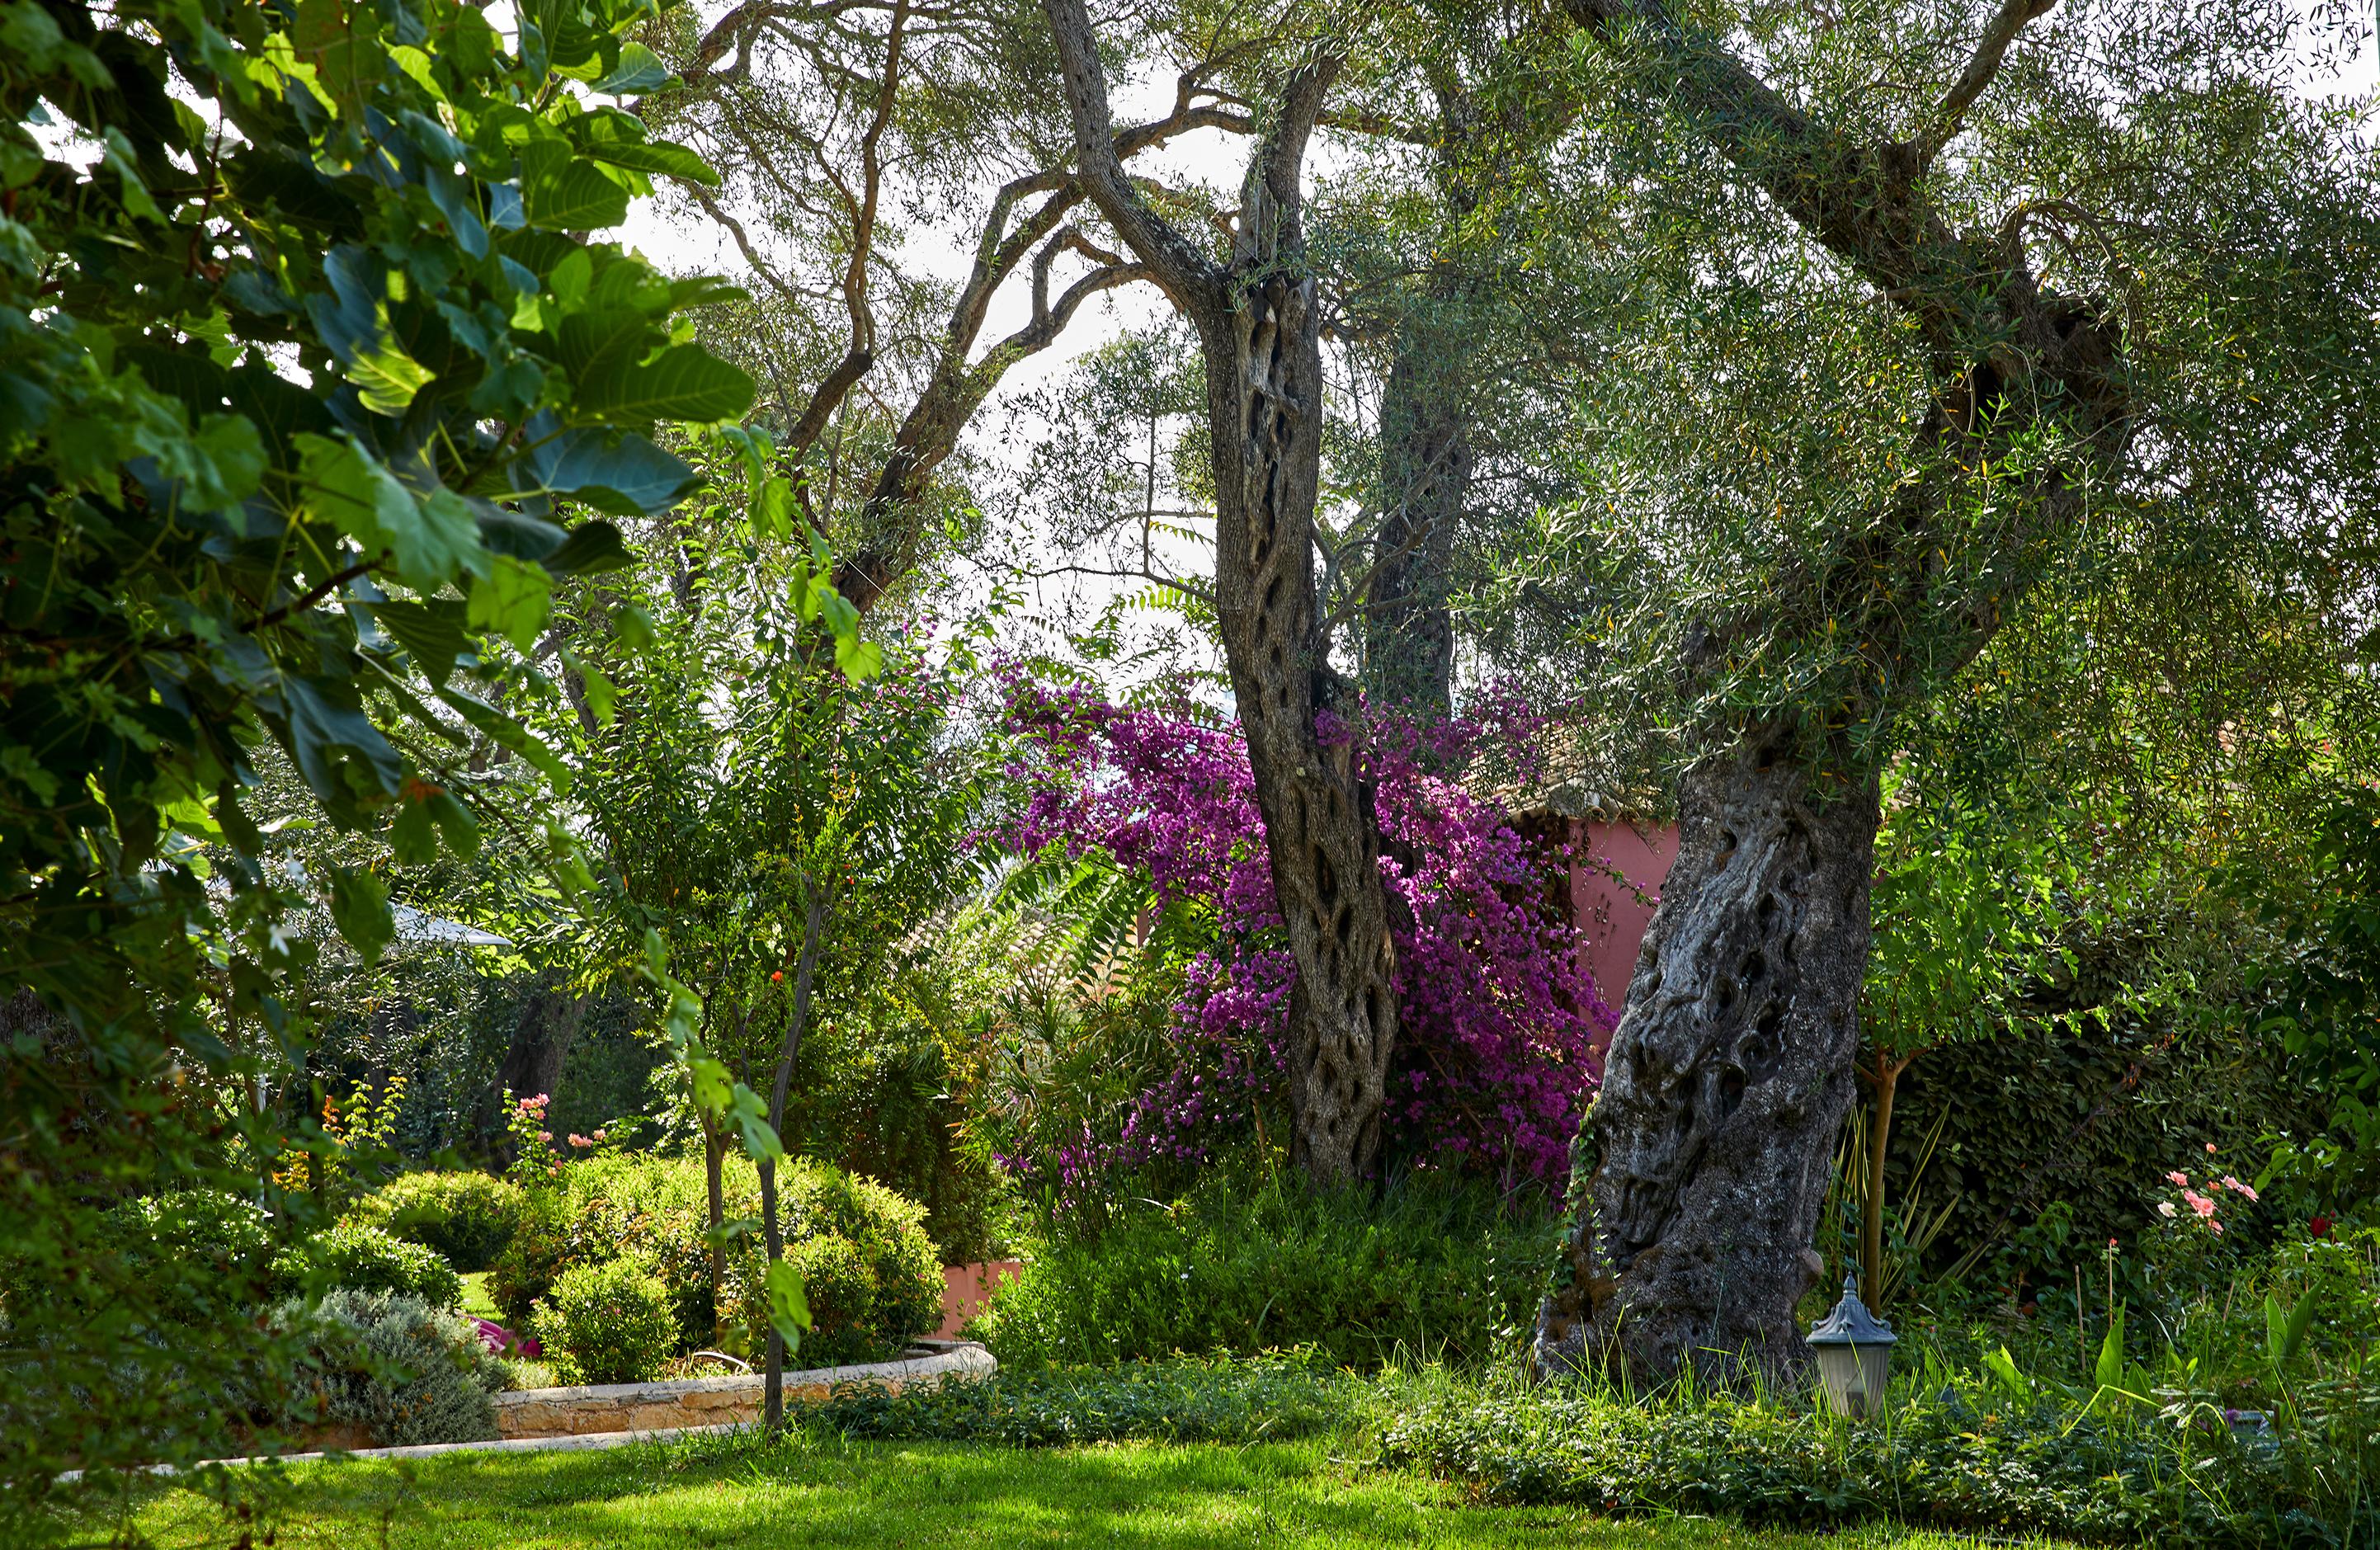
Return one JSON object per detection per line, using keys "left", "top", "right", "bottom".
{"left": 591, "top": 42, "right": 671, "bottom": 95}
{"left": 521, "top": 423, "right": 697, "bottom": 516}
{"left": 577, "top": 137, "right": 717, "bottom": 186}
{"left": 576, "top": 344, "right": 753, "bottom": 424}
{"left": 466, "top": 553, "right": 553, "bottom": 653}
{"left": 370, "top": 598, "right": 469, "bottom": 684}
{"left": 764, "top": 1259, "right": 811, "bottom": 1350}
{"left": 296, "top": 434, "right": 478, "bottom": 585}
{"left": 544, "top": 520, "right": 630, "bottom": 575}
{"left": 520, "top": 139, "right": 629, "bottom": 230}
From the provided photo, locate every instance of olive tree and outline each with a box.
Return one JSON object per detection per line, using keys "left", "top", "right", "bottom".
{"left": 1525, "top": 0, "right": 2380, "bottom": 1379}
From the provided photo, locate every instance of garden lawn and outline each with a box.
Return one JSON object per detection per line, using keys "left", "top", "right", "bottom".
{"left": 104, "top": 1437, "right": 2080, "bottom": 1549}
{"left": 459, "top": 1270, "right": 500, "bottom": 1321}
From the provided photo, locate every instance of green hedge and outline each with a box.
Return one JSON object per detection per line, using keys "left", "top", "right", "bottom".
{"left": 488, "top": 1154, "right": 940, "bottom": 1365}
{"left": 977, "top": 1174, "right": 1553, "bottom": 1369}
{"left": 346, "top": 1172, "right": 525, "bottom": 1273}
{"left": 273, "top": 1221, "right": 463, "bottom": 1310}
{"left": 1378, "top": 1371, "right": 2378, "bottom": 1548}
{"left": 794, "top": 1358, "right": 1344, "bottom": 1447}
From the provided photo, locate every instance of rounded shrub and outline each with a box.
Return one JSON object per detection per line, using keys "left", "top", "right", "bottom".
{"left": 489, "top": 1154, "right": 941, "bottom": 1365}
{"left": 533, "top": 1258, "right": 677, "bottom": 1386}
{"left": 487, "top": 1184, "right": 577, "bottom": 1328}
{"left": 275, "top": 1220, "right": 464, "bottom": 1310}
{"left": 271, "top": 1289, "right": 502, "bottom": 1446}
{"left": 347, "top": 1171, "right": 524, "bottom": 1271}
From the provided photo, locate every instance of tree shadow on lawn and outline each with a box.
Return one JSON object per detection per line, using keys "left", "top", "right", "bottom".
{"left": 117, "top": 1439, "right": 2073, "bottom": 1550}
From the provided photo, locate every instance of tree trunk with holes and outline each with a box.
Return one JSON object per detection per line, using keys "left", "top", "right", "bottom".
{"left": 1038, "top": 7, "right": 1393, "bottom": 1185}
{"left": 1536, "top": 739, "right": 1879, "bottom": 1380}
{"left": 1196, "top": 270, "right": 1402, "bottom": 1186}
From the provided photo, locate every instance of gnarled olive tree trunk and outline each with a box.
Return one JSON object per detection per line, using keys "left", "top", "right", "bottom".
{"left": 1538, "top": 0, "right": 2133, "bottom": 1381}
{"left": 1210, "top": 261, "right": 1400, "bottom": 1182}
{"left": 1537, "top": 742, "right": 1877, "bottom": 1378}
{"left": 1045, "top": 6, "right": 1398, "bottom": 1182}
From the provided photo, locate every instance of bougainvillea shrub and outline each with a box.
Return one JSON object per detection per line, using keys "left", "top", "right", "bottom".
{"left": 992, "top": 672, "right": 1609, "bottom": 1190}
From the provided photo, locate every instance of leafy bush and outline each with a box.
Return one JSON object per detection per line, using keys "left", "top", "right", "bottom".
{"left": 977, "top": 1171, "right": 1552, "bottom": 1369}
{"left": 274, "top": 1222, "right": 464, "bottom": 1311}
{"left": 534, "top": 1260, "right": 678, "bottom": 1387}
{"left": 347, "top": 1173, "right": 525, "bottom": 1273}
{"left": 488, "top": 1154, "right": 940, "bottom": 1364}
{"left": 1377, "top": 1360, "right": 2380, "bottom": 1548}
{"left": 808, "top": 1356, "right": 1346, "bottom": 1446}
{"left": 270, "top": 1291, "right": 502, "bottom": 1448}
{"left": 88, "top": 1191, "right": 283, "bottom": 1326}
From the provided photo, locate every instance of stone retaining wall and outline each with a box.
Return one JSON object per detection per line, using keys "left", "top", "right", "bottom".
{"left": 493, "top": 1342, "right": 994, "bottom": 1439}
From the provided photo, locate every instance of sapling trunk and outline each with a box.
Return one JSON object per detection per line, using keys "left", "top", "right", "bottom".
{"left": 762, "top": 883, "right": 823, "bottom": 1434}
{"left": 703, "top": 1115, "right": 727, "bottom": 1338}
{"left": 1859, "top": 1050, "right": 1912, "bottom": 1307}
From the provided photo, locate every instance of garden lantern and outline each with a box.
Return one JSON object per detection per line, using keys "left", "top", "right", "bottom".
{"left": 1807, "top": 1273, "right": 1896, "bottom": 1419}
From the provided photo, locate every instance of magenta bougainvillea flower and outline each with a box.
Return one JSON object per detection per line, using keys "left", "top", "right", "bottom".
{"left": 992, "top": 671, "right": 1610, "bottom": 1186}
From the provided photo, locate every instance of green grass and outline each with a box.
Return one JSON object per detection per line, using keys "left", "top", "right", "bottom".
{"left": 83, "top": 1436, "right": 2079, "bottom": 1550}
{"left": 458, "top": 1270, "right": 499, "bottom": 1322}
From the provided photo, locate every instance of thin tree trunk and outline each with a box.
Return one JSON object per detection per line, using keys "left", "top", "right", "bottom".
{"left": 703, "top": 1114, "right": 728, "bottom": 1337}
{"left": 1536, "top": 740, "right": 1879, "bottom": 1382}
{"left": 1364, "top": 323, "right": 1470, "bottom": 716}
{"left": 761, "top": 883, "right": 823, "bottom": 1434}
{"left": 1859, "top": 1050, "right": 1912, "bottom": 1307}
{"left": 1205, "top": 264, "right": 1401, "bottom": 1184}
{"left": 1044, "top": 0, "right": 1398, "bottom": 1183}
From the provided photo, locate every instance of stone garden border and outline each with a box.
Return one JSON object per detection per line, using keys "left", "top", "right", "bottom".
{"left": 494, "top": 1340, "right": 995, "bottom": 1439}
{"left": 62, "top": 1340, "right": 997, "bottom": 1481}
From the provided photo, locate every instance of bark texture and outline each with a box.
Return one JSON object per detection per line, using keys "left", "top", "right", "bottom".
{"left": 1364, "top": 327, "right": 1469, "bottom": 714}
{"left": 496, "top": 976, "right": 582, "bottom": 1115}
{"left": 1538, "top": 746, "right": 1877, "bottom": 1379}
{"left": 1044, "top": 5, "right": 1398, "bottom": 1181}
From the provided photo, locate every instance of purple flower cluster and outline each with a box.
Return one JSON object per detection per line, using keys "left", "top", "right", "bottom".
{"left": 992, "top": 672, "right": 1610, "bottom": 1186}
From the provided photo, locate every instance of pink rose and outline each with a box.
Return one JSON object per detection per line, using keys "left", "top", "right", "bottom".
{"left": 593, "top": 1129, "right": 607, "bottom": 1141}
{"left": 2221, "top": 1175, "right": 2258, "bottom": 1202}
{"left": 568, "top": 1133, "right": 591, "bottom": 1148}
{"left": 2205, "top": 1142, "right": 2217, "bottom": 1153}
{"left": 2166, "top": 1171, "right": 2189, "bottom": 1186}
{"left": 2184, "top": 1190, "right": 2217, "bottom": 1218}
{"left": 538, "top": 1130, "right": 553, "bottom": 1142}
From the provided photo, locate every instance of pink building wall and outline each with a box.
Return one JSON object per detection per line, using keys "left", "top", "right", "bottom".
{"left": 1567, "top": 817, "right": 1679, "bottom": 1039}
{"left": 936, "top": 1260, "right": 1020, "bottom": 1338}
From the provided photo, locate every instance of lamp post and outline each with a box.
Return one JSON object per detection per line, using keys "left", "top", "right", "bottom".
{"left": 1807, "top": 1272, "right": 1897, "bottom": 1419}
